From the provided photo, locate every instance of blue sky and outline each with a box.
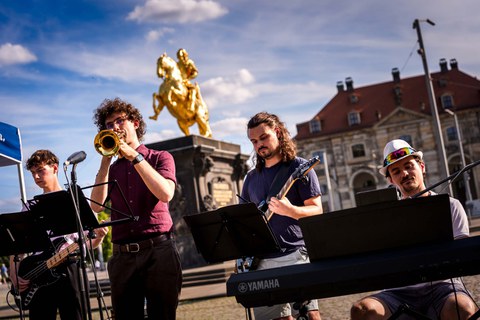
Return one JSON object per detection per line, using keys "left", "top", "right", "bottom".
{"left": 1, "top": 0, "right": 480, "bottom": 213}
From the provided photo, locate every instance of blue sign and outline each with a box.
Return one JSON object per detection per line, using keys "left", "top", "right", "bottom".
{"left": 0, "top": 121, "right": 22, "bottom": 167}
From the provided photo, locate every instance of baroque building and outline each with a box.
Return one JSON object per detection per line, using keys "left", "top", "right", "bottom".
{"left": 295, "top": 59, "right": 480, "bottom": 214}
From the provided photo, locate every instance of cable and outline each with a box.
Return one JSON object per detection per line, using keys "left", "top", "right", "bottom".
{"left": 400, "top": 40, "right": 419, "bottom": 73}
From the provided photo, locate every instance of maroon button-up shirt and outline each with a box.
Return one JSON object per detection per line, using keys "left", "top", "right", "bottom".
{"left": 108, "top": 144, "right": 176, "bottom": 243}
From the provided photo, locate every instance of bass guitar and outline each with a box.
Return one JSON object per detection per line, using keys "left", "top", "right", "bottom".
{"left": 15, "top": 239, "right": 79, "bottom": 309}
{"left": 236, "top": 156, "right": 321, "bottom": 273}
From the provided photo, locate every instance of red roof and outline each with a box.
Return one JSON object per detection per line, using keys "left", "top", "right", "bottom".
{"left": 295, "top": 66, "right": 480, "bottom": 140}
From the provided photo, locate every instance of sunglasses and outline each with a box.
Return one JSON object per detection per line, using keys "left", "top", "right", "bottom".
{"left": 383, "top": 147, "right": 416, "bottom": 167}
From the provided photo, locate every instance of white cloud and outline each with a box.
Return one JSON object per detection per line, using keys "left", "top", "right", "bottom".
{"left": 210, "top": 117, "right": 249, "bottom": 138}
{"left": 201, "top": 69, "right": 257, "bottom": 108}
{"left": 127, "top": 0, "right": 228, "bottom": 24}
{"left": 42, "top": 45, "right": 155, "bottom": 83}
{"left": 146, "top": 27, "right": 175, "bottom": 42}
{"left": 0, "top": 43, "right": 37, "bottom": 66}
{"left": 144, "top": 129, "right": 179, "bottom": 143}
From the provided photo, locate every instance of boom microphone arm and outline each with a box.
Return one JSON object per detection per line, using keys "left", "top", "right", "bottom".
{"left": 413, "top": 159, "right": 480, "bottom": 198}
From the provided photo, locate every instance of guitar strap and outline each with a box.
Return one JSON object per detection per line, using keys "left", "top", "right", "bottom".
{"left": 266, "top": 161, "right": 292, "bottom": 203}
{"left": 244, "top": 161, "right": 292, "bottom": 271}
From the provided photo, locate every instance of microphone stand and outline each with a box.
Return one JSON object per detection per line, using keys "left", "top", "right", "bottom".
{"left": 413, "top": 159, "right": 480, "bottom": 198}
{"left": 67, "top": 163, "right": 93, "bottom": 320}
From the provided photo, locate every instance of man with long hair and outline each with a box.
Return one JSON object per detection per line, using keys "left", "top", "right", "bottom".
{"left": 240, "top": 112, "right": 323, "bottom": 320}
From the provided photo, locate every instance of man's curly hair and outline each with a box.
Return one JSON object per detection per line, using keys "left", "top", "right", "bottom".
{"left": 93, "top": 97, "right": 146, "bottom": 141}
{"left": 247, "top": 112, "right": 296, "bottom": 171}
{"left": 26, "top": 149, "right": 59, "bottom": 171}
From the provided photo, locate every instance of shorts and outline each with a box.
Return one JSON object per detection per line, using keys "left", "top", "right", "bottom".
{"left": 369, "top": 278, "right": 472, "bottom": 319}
{"left": 253, "top": 248, "right": 318, "bottom": 320}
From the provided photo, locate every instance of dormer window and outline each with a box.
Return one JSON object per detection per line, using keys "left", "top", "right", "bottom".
{"left": 348, "top": 111, "right": 361, "bottom": 126}
{"left": 394, "top": 86, "right": 402, "bottom": 106}
{"left": 350, "top": 94, "right": 359, "bottom": 104}
{"left": 309, "top": 119, "right": 321, "bottom": 133}
{"left": 441, "top": 94, "right": 454, "bottom": 109}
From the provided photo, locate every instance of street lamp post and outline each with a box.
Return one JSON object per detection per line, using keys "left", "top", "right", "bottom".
{"left": 413, "top": 19, "right": 452, "bottom": 195}
{"left": 322, "top": 150, "right": 335, "bottom": 212}
{"left": 445, "top": 108, "right": 473, "bottom": 216}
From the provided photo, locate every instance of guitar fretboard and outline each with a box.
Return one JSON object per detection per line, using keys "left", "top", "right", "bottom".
{"left": 46, "top": 242, "right": 79, "bottom": 269}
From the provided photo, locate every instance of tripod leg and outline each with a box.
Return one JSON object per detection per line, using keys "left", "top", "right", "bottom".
{"left": 468, "top": 309, "right": 480, "bottom": 320}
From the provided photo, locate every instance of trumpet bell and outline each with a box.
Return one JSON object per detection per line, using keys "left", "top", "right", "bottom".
{"left": 94, "top": 130, "right": 120, "bottom": 157}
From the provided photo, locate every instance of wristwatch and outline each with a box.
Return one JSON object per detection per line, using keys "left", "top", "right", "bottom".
{"left": 132, "top": 153, "right": 144, "bottom": 165}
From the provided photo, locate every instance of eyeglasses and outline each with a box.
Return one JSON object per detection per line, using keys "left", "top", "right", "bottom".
{"left": 105, "top": 117, "right": 127, "bottom": 130}
{"left": 383, "top": 147, "right": 416, "bottom": 167}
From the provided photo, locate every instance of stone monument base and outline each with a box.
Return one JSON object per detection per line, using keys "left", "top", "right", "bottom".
{"left": 147, "top": 135, "right": 249, "bottom": 268}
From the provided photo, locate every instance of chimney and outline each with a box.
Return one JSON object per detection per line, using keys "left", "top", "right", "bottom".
{"left": 345, "top": 77, "right": 354, "bottom": 91}
{"left": 392, "top": 68, "right": 400, "bottom": 82}
{"left": 450, "top": 58, "right": 458, "bottom": 69}
{"left": 439, "top": 58, "right": 448, "bottom": 72}
{"left": 336, "top": 81, "right": 344, "bottom": 93}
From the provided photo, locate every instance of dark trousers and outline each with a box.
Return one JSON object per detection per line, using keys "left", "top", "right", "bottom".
{"left": 108, "top": 239, "right": 182, "bottom": 320}
{"left": 28, "top": 263, "right": 82, "bottom": 320}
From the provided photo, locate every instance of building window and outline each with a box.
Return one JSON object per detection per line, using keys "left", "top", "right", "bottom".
{"left": 312, "top": 151, "right": 326, "bottom": 175}
{"left": 309, "top": 119, "right": 321, "bottom": 133}
{"left": 441, "top": 94, "right": 454, "bottom": 109}
{"left": 352, "top": 144, "right": 366, "bottom": 158}
{"left": 348, "top": 112, "right": 361, "bottom": 126}
{"left": 312, "top": 150, "right": 326, "bottom": 164}
{"left": 349, "top": 94, "right": 359, "bottom": 104}
{"left": 446, "top": 126, "right": 458, "bottom": 141}
{"left": 320, "top": 184, "right": 328, "bottom": 195}
{"left": 399, "top": 135, "right": 412, "bottom": 145}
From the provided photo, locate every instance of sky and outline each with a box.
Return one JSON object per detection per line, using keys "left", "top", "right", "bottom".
{"left": 1, "top": 0, "right": 480, "bottom": 213}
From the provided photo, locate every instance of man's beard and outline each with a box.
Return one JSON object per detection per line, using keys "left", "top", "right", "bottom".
{"left": 257, "top": 147, "right": 276, "bottom": 160}
{"left": 400, "top": 176, "right": 421, "bottom": 195}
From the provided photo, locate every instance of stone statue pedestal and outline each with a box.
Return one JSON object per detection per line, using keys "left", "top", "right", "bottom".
{"left": 147, "top": 135, "right": 249, "bottom": 268}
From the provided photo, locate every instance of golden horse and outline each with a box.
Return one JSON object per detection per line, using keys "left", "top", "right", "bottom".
{"left": 150, "top": 53, "right": 212, "bottom": 138}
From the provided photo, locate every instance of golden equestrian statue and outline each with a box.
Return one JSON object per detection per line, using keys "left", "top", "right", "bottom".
{"left": 149, "top": 48, "right": 212, "bottom": 138}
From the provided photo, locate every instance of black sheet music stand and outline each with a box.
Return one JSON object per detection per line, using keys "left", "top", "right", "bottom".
{"left": 183, "top": 202, "right": 280, "bottom": 264}
{"left": 0, "top": 210, "right": 52, "bottom": 256}
{"left": 0, "top": 210, "right": 53, "bottom": 320}
{"left": 27, "top": 185, "right": 101, "bottom": 236}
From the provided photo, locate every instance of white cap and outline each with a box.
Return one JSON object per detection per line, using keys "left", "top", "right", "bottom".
{"left": 379, "top": 139, "right": 423, "bottom": 176}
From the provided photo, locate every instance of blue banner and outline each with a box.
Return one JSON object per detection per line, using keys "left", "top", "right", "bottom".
{"left": 0, "top": 121, "right": 22, "bottom": 167}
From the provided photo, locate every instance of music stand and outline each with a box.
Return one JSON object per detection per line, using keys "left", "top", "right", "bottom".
{"left": 28, "top": 185, "right": 100, "bottom": 237}
{"left": 0, "top": 210, "right": 53, "bottom": 320}
{"left": 0, "top": 210, "right": 52, "bottom": 256}
{"left": 183, "top": 203, "right": 280, "bottom": 263}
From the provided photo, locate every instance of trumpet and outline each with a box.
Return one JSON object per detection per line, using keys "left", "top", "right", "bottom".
{"left": 94, "top": 130, "right": 124, "bottom": 157}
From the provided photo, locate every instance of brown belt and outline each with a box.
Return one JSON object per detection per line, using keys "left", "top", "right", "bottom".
{"left": 113, "top": 233, "right": 171, "bottom": 253}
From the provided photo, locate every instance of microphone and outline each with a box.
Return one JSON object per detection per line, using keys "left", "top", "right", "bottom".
{"left": 64, "top": 151, "right": 87, "bottom": 166}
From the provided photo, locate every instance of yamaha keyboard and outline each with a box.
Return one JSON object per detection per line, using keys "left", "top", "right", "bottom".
{"left": 226, "top": 236, "right": 480, "bottom": 308}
